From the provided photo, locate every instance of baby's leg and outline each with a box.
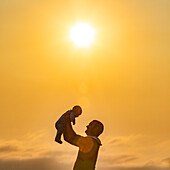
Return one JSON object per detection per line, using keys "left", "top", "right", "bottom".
{"left": 55, "top": 131, "right": 63, "bottom": 144}
{"left": 55, "top": 123, "right": 64, "bottom": 144}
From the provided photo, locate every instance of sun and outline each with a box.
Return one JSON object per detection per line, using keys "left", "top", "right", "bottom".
{"left": 70, "top": 23, "right": 95, "bottom": 47}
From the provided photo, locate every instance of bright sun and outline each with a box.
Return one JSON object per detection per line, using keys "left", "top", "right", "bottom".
{"left": 70, "top": 23, "right": 95, "bottom": 47}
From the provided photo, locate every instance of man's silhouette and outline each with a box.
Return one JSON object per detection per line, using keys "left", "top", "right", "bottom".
{"left": 64, "top": 111, "right": 104, "bottom": 170}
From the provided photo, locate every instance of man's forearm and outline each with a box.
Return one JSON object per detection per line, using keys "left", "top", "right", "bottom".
{"left": 63, "top": 113, "right": 77, "bottom": 143}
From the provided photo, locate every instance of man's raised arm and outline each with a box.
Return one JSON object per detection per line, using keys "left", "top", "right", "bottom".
{"left": 63, "top": 111, "right": 80, "bottom": 146}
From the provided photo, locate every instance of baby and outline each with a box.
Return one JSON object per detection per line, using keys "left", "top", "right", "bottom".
{"left": 55, "top": 105, "right": 82, "bottom": 144}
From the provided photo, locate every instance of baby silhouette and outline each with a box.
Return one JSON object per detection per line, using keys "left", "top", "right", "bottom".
{"left": 55, "top": 105, "right": 82, "bottom": 144}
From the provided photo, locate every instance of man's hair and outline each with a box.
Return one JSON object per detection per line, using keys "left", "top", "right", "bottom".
{"left": 93, "top": 120, "right": 104, "bottom": 136}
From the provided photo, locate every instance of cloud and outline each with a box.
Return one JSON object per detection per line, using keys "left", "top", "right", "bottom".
{"left": 0, "top": 130, "right": 78, "bottom": 170}
{"left": 110, "top": 154, "right": 139, "bottom": 164}
{"left": 162, "top": 157, "right": 170, "bottom": 167}
{"left": 0, "top": 130, "right": 75, "bottom": 161}
{"left": 0, "top": 158, "right": 71, "bottom": 170}
{"left": 0, "top": 140, "right": 75, "bottom": 162}
{"left": 0, "top": 132, "right": 75, "bottom": 169}
{"left": 144, "top": 160, "right": 161, "bottom": 167}
{"left": 97, "top": 166, "right": 170, "bottom": 170}
{"left": 0, "top": 132, "right": 169, "bottom": 170}
{"left": 0, "top": 158, "right": 169, "bottom": 170}
{"left": 106, "top": 134, "right": 144, "bottom": 146}
{"left": 108, "top": 138, "right": 122, "bottom": 145}
{"left": 0, "top": 145, "right": 19, "bottom": 153}
{"left": 101, "top": 134, "right": 170, "bottom": 168}
{"left": 156, "top": 139, "right": 170, "bottom": 151}
{"left": 99, "top": 154, "right": 139, "bottom": 166}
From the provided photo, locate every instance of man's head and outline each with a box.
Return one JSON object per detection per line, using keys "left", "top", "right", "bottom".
{"left": 72, "top": 105, "right": 82, "bottom": 117}
{"left": 85, "top": 120, "right": 104, "bottom": 137}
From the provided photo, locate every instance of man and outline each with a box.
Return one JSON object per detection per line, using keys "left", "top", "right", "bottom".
{"left": 63, "top": 111, "right": 104, "bottom": 170}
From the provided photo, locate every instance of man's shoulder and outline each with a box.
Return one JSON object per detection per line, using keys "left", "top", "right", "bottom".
{"left": 77, "top": 136, "right": 101, "bottom": 148}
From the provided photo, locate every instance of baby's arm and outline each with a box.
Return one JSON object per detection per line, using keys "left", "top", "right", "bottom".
{"left": 70, "top": 112, "right": 76, "bottom": 125}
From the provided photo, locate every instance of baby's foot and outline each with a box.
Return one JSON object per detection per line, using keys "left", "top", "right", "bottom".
{"left": 55, "top": 137, "right": 63, "bottom": 144}
{"left": 56, "top": 140, "right": 63, "bottom": 144}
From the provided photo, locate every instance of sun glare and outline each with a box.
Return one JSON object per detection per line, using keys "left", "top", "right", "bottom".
{"left": 70, "top": 23, "right": 95, "bottom": 47}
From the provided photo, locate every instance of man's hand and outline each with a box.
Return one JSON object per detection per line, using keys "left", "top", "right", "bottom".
{"left": 73, "top": 119, "right": 75, "bottom": 125}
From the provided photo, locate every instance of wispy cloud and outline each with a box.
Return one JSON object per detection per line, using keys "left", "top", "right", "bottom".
{"left": 0, "top": 130, "right": 74, "bottom": 160}
{"left": 0, "top": 130, "right": 75, "bottom": 170}
{"left": 106, "top": 134, "right": 144, "bottom": 146}
{"left": 162, "top": 157, "right": 170, "bottom": 167}
{"left": 99, "top": 154, "right": 139, "bottom": 167}
{"left": 0, "top": 158, "right": 169, "bottom": 170}
{"left": 100, "top": 154, "right": 139, "bottom": 165}
{"left": 99, "top": 134, "right": 170, "bottom": 168}
{"left": 97, "top": 166, "right": 170, "bottom": 170}
{"left": 0, "top": 132, "right": 170, "bottom": 169}
{"left": 0, "top": 145, "right": 19, "bottom": 153}
{"left": 0, "top": 158, "right": 71, "bottom": 170}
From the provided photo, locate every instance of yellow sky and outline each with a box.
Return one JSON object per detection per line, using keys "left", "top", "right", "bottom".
{"left": 0, "top": 0, "right": 170, "bottom": 169}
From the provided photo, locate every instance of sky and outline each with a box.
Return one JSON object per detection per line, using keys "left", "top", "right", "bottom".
{"left": 0, "top": 0, "right": 170, "bottom": 169}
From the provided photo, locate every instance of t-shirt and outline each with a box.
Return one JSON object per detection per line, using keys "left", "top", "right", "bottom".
{"left": 73, "top": 136, "right": 102, "bottom": 170}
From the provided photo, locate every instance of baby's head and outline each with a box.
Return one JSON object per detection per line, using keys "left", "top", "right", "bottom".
{"left": 72, "top": 105, "right": 82, "bottom": 117}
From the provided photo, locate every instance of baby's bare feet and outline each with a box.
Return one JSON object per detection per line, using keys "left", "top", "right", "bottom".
{"left": 55, "top": 136, "right": 63, "bottom": 144}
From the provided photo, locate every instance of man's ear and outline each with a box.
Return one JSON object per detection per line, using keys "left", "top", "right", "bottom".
{"left": 95, "top": 126, "right": 100, "bottom": 133}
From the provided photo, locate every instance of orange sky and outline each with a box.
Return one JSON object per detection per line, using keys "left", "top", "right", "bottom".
{"left": 1, "top": 0, "right": 170, "bottom": 169}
